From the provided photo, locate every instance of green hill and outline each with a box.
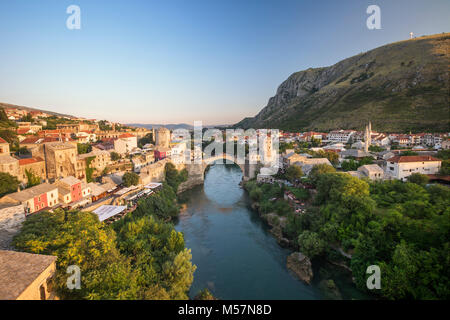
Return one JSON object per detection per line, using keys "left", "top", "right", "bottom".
{"left": 235, "top": 33, "right": 450, "bottom": 132}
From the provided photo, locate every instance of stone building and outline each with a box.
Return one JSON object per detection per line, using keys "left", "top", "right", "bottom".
{"left": 18, "top": 157, "right": 46, "bottom": 184}
{"left": 156, "top": 127, "right": 171, "bottom": 148}
{"left": 75, "top": 157, "right": 87, "bottom": 181}
{"left": 77, "top": 149, "right": 111, "bottom": 177}
{"left": 357, "top": 164, "right": 384, "bottom": 180}
{"left": 0, "top": 155, "right": 19, "bottom": 179}
{"left": 42, "top": 142, "right": 77, "bottom": 181}
{"left": 0, "top": 138, "right": 10, "bottom": 155}
{"left": 139, "top": 158, "right": 170, "bottom": 184}
{"left": 0, "top": 250, "right": 57, "bottom": 300}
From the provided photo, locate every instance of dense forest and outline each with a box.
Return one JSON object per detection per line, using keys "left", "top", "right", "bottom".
{"left": 244, "top": 166, "right": 450, "bottom": 300}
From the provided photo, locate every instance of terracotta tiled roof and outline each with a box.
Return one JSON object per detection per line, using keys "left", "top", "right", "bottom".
{"left": 18, "top": 157, "right": 44, "bottom": 166}
{"left": 17, "top": 128, "right": 31, "bottom": 135}
{"left": 20, "top": 137, "right": 40, "bottom": 144}
{"left": 387, "top": 155, "right": 441, "bottom": 163}
{"left": 0, "top": 138, "right": 7, "bottom": 144}
{"left": 119, "top": 133, "right": 135, "bottom": 138}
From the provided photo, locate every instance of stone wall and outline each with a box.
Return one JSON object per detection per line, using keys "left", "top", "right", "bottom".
{"left": 0, "top": 204, "right": 25, "bottom": 250}
{"left": 177, "top": 163, "right": 204, "bottom": 193}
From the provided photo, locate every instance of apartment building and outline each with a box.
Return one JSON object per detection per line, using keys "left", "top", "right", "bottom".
{"left": 385, "top": 155, "right": 442, "bottom": 181}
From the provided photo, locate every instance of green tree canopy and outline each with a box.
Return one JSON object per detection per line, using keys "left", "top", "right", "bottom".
{"left": 406, "top": 173, "right": 429, "bottom": 186}
{"left": 308, "top": 163, "right": 336, "bottom": 185}
{"left": 13, "top": 210, "right": 139, "bottom": 299}
{"left": 77, "top": 143, "right": 92, "bottom": 154}
{"left": 285, "top": 165, "right": 303, "bottom": 182}
{"left": 165, "top": 162, "right": 188, "bottom": 192}
{"left": 25, "top": 169, "right": 41, "bottom": 188}
{"left": 110, "top": 151, "right": 120, "bottom": 161}
{"left": 298, "top": 231, "right": 326, "bottom": 258}
{"left": 0, "top": 172, "right": 20, "bottom": 197}
{"left": 122, "top": 172, "right": 139, "bottom": 187}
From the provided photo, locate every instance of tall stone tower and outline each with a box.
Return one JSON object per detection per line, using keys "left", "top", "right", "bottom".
{"left": 364, "top": 121, "right": 372, "bottom": 153}
{"left": 156, "top": 127, "right": 171, "bottom": 148}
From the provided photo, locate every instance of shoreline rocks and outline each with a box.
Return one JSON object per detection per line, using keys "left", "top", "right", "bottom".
{"left": 318, "top": 279, "right": 343, "bottom": 300}
{"left": 286, "top": 252, "right": 313, "bottom": 284}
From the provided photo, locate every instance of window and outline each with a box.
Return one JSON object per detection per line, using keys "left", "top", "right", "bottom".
{"left": 39, "top": 284, "right": 46, "bottom": 300}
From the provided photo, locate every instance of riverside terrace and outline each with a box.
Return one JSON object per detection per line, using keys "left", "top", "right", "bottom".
{"left": 80, "top": 182, "right": 163, "bottom": 224}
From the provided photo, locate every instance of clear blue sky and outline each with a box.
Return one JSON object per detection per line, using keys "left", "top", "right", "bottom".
{"left": 0, "top": 0, "right": 449, "bottom": 125}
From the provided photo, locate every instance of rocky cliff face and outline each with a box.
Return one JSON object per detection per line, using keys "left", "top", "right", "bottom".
{"left": 235, "top": 33, "right": 450, "bottom": 132}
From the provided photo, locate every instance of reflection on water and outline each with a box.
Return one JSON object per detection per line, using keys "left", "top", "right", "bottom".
{"left": 176, "top": 163, "right": 324, "bottom": 299}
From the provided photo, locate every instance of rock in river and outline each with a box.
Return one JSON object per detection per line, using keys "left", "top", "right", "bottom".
{"left": 287, "top": 252, "right": 313, "bottom": 284}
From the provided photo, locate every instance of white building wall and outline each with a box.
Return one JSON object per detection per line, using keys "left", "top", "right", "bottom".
{"left": 386, "top": 161, "right": 441, "bottom": 181}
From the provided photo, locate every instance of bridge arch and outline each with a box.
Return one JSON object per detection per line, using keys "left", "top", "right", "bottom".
{"left": 202, "top": 154, "right": 245, "bottom": 176}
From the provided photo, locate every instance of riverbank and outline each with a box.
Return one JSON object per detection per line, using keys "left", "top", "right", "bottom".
{"left": 243, "top": 179, "right": 369, "bottom": 300}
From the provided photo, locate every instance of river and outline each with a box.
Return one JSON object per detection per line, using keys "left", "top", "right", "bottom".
{"left": 176, "top": 163, "right": 365, "bottom": 300}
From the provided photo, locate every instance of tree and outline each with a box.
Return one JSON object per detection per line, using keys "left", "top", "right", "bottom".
{"left": 20, "top": 113, "right": 33, "bottom": 122}
{"left": 308, "top": 163, "right": 336, "bottom": 185}
{"left": 111, "top": 151, "right": 120, "bottom": 161}
{"left": 194, "top": 288, "right": 216, "bottom": 300}
{"left": 285, "top": 165, "right": 303, "bottom": 182}
{"left": 85, "top": 156, "right": 96, "bottom": 183}
{"left": 25, "top": 169, "right": 41, "bottom": 188}
{"left": 401, "top": 150, "right": 418, "bottom": 156}
{"left": 436, "top": 149, "right": 450, "bottom": 160}
{"left": 369, "top": 145, "right": 384, "bottom": 152}
{"left": 122, "top": 172, "right": 139, "bottom": 187}
{"left": 138, "top": 133, "right": 154, "bottom": 148}
{"left": 13, "top": 210, "right": 139, "bottom": 299}
{"left": 298, "top": 231, "right": 326, "bottom": 258}
{"left": 312, "top": 150, "right": 339, "bottom": 165}
{"left": 164, "top": 162, "right": 188, "bottom": 192}
{"left": 341, "top": 159, "right": 359, "bottom": 171}
{"left": 439, "top": 160, "right": 450, "bottom": 175}
{"left": 115, "top": 214, "right": 195, "bottom": 299}
{"left": 407, "top": 173, "right": 429, "bottom": 186}
{"left": 77, "top": 143, "right": 92, "bottom": 154}
{"left": 0, "top": 107, "right": 9, "bottom": 122}
{"left": 0, "top": 172, "right": 20, "bottom": 197}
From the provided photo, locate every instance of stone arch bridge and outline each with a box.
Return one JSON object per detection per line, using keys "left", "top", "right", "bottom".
{"left": 177, "top": 154, "right": 259, "bottom": 192}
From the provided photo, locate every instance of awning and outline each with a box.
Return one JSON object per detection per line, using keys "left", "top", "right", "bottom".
{"left": 144, "top": 182, "right": 162, "bottom": 190}
{"left": 92, "top": 205, "right": 127, "bottom": 222}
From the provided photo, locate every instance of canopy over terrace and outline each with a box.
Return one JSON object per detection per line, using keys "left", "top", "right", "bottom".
{"left": 144, "top": 182, "right": 162, "bottom": 190}
{"left": 92, "top": 205, "right": 127, "bottom": 222}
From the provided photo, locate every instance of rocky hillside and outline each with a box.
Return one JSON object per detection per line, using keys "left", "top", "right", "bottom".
{"left": 235, "top": 33, "right": 450, "bottom": 132}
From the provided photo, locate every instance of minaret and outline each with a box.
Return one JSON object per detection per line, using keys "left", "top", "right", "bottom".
{"left": 364, "top": 124, "right": 369, "bottom": 153}
{"left": 368, "top": 121, "right": 372, "bottom": 148}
